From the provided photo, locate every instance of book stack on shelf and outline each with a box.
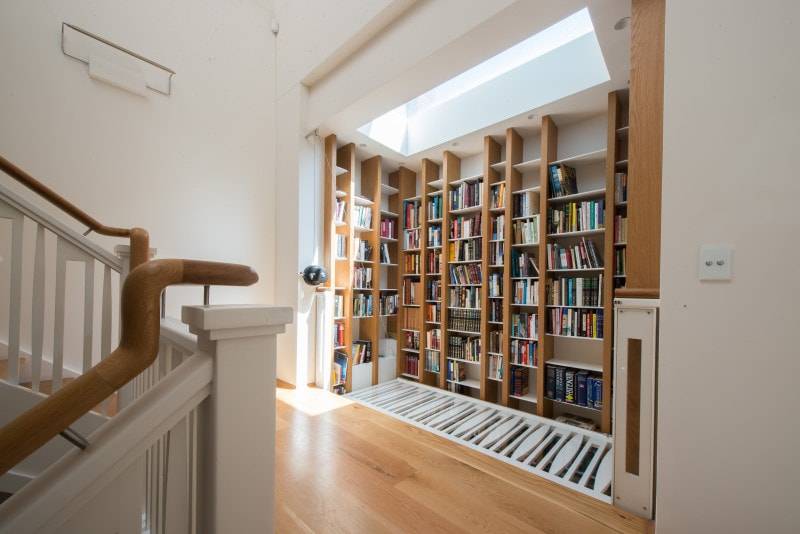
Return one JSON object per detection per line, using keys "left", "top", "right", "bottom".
{"left": 352, "top": 340, "right": 372, "bottom": 365}
{"left": 353, "top": 204, "right": 372, "bottom": 230}
{"left": 545, "top": 364, "right": 603, "bottom": 413}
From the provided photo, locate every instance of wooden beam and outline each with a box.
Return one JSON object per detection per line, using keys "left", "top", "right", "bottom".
{"left": 620, "top": 0, "right": 665, "bottom": 298}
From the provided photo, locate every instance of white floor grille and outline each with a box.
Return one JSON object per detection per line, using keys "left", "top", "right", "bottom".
{"left": 348, "top": 379, "right": 613, "bottom": 503}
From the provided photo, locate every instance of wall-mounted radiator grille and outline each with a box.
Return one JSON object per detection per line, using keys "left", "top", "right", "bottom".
{"left": 348, "top": 380, "right": 614, "bottom": 502}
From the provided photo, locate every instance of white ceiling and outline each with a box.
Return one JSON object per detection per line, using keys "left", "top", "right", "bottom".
{"left": 320, "top": 0, "right": 630, "bottom": 171}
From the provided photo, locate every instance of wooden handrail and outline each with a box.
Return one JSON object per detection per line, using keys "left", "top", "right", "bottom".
{"left": 0, "top": 154, "right": 150, "bottom": 270}
{"left": 0, "top": 259, "right": 258, "bottom": 476}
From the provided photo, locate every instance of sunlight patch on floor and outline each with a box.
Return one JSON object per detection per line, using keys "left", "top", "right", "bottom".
{"left": 276, "top": 384, "right": 353, "bottom": 416}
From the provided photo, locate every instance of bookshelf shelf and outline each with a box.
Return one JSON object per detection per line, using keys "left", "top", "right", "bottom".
{"left": 353, "top": 195, "right": 374, "bottom": 206}
{"left": 450, "top": 174, "right": 482, "bottom": 185}
{"left": 546, "top": 358, "right": 602, "bottom": 372}
{"left": 547, "top": 229, "right": 605, "bottom": 238}
{"left": 545, "top": 397, "right": 600, "bottom": 412}
{"left": 381, "top": 209, "right": 398, "bottom": 218}
{"left": 446, "top": 378, "right": 480, "bottom": 389}
{"left": 335, "top": 190, "right": 346, "bottom": 198}
{"left": 547, "top": 188, "right": 606, "bottom": 203}
{"left": 335, "top": 165, "right": 348, "bottom": 176}
{"left": 548, "top": 268, "right": 604, "bottom": 273}
{"left": 381, "top": 183, "right": 399, "bottom": 196}
{"left": 510, "top": 391, "right": 538, "bottom": 403}
{"left": 546, "top": 334, "right": 603, "bottom": 341}
{"left": 490, "top": 160, "right": 506, "bottom": 171}
{"left": 450, "top": 205, "right": 483, "bottom": 215}
{"left": 550, "top": 148, "right": 607, "bottom": 166}
{"left": 513, "top": 159, "right": 541, "bottom": 172}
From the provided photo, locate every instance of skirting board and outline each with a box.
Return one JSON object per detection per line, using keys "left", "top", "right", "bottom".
{"left": 348, "top": 379, "right": 613, "bottom": 503}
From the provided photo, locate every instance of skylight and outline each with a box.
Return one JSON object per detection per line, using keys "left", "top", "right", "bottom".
{"left": 358, "top": 8, "right": 609, "bottom": 156}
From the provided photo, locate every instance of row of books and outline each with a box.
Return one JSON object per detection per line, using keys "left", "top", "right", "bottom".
{"left": 511, "top": 250, "right": 539, "bottom": 277}
{"left": 450, "top": 214, "right": 482, "bottom": 240}
{"left": 334, "top": 295, "right": 344, "bottom": 318}
{"left": 352, "top": 266, "right": 372, "bottom": 289}
{"left": 614, "top": 215, "right": 628, "bottom": 243}
{"left": 488, "top": 354, "right": 503, "bottom": 381}
{"left": 489, "top": 241, "right": 504, "bottom": 266}
{"left": 546, "top": 238, "right": 602, "bottom": 270}
{"left": 424, "top": 350, "right": 440, "bottom": 373}
{"left": 404, "top": 330, "right": 420, "bottom": 350}
{"left": 404, "top": 199, "right": 421, "bottom": 230}
{"left": 513, "top": 279, "right": 539, "bottom": 305}
{"left": 448, "top": 308, "right": 480, "bottom": 333}
{"left": 379, "top": 293, "right": 398, "bottom": 316}
{"left": 450, "top": 238, "right": 481, "bottom": 262}
{"left": 511, "top": 340, "right": 538, "bottom": 367}
{"left": 354, "top": 238, "right": 372, "bottom": 262}
{"left": 546, "top": 365, "right": 603, "bottom": 409}
{"left": 449, "top": 287, "right": 480, "bottom": 309}
{"left": 335, "top": 200, "right": 347, "bottom": 224}
{"left": 549, "top": 308, "right": 603, "bottom": 338}
{"left": 427, "top": 195, "right": 443, "bottom": 220}
{"left": 490, "top": 182, "right": 506, "bottom": 209}
{"left": 448, "top": 334, "right": 481, "bottom": 361}
{"left": 548, "top": 164, "right": 578, "bottom": 198}
{"left": 449, "top": 180, "right": 482, "bottom": 210}
{"left": 614, "top": 172, "right": 628, "bottom": 204}
{"left": 428, "top": 225, "right": 443, "bottom": 247}
{"left": 427, "top": 279, "right": 442, "bottom": 301}
{"left": 336, "top": 235, "right": 346, "bottom": 258}
{"left": 404, "top": 228, "right": 421, "bottom": 249}
{"left": 491, "top": 214, "right": 504, "bottom": 240}
{"left": 403, "top": 279, "right": 421, "bottom": 305}
{"left": 404, "top": 355, "right": 419, "bottom": 377}
{"left": 380, "top": 243, "right": 392, "bottom": 264}
{"left": 353, "top": 205, "right": 372, "bottom": 229}
{"left": 512, "top": 217, "right": 540, "bottom": 245}
{"left": 546, "top": 276, "right": 602, "bottom": 307}
{"left": 352, "top": 340, "right": 372, "bottom": 364}
{"left": 514, "top": 190, "right": 540, "bottom": 218}
{"left": 353, "top": 294, "right": 373, "bottom": 317}
{"left": 450, "top": 263, "right": 482, "bottom": 285}
{"left": 426, "top": 328, "right": 442, "bottom": 351}
{"left": 615, "top": 248, "right": 626, "bottom": 277}
{"left": 547, "top": 200, "right": 605, "bottom": 234}
{"left": 488, "top": 330, "right": 503, "bottom": 353}
{"left": 380, "top": 218, "right": 397, "bottom": 239}
{"left": 489, "top": 300, "right": 502, "bottom": 322}
{"left": 511, "top": 312, "right": 538, "bottom": 339}
{"left": 488, "top": 272, "right": 502, "bottom": 297}
{"left": 427, "top": 250, "right": 441, "bottom": 274}
{"left": 447, "top": 360, "right": 468, "bottom": 382}
{"left": 510, "top": 367, "right": 530, "bottom": 397}
{"left": 333, "top": 352, "right": 348, "bottom": 392}
{"left": 403, "top": 312, "right": 421, "bottom": 331}
{"left": 404, "top": 253, "right": 421, "bottom": 274}
{"left": 333, "top": 322, "right": 345, "bottom": 347}
{"left": 426, "top": 302, "right": 441, "bottom": 323}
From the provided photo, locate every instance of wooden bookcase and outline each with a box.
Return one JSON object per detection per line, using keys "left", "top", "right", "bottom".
{"left": 397, "top": 167, "right": 422, "bottom": 381}
{"left": 327, "top": 93, "right": 632, "bottom": 433}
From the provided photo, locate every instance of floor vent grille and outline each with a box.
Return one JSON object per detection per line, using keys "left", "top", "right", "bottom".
{"left": 348, "top": 379, "right": 613, "bottom": 503}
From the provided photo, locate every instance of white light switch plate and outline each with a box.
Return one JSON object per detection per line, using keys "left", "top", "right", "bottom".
{"left": 698, "top": 244, "right": 733, "bottom": 280}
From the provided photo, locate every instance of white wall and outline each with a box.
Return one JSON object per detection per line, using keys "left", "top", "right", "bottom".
{"left": 657, "top": 1, "right": 800, "bottom": 532}
{"left": 0, "top": 0, "right": 276, "bottom": 320}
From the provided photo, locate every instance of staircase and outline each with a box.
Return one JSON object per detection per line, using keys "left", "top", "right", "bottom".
{"left": 0, "top": 156, "right": 291, "bottom": 533}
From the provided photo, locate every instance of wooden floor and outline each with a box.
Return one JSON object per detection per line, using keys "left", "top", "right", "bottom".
{"left": 275, "top": 384, "right": 653, "bottom": 534}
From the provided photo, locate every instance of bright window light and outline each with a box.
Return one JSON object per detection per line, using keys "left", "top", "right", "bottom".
{"left": 358, "top": 8, "right": 608, "bottom": 156}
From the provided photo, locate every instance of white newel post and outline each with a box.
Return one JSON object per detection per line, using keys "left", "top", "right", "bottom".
{"left": 182, "top": 304, "right": 292, "bottom": 534}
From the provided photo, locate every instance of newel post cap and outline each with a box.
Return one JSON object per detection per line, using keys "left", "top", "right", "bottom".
{"left": 182, "top": 304, "right": 293, "bottom": 341}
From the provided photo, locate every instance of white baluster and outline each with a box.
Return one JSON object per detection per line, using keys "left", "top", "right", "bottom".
{"left": 82, "top": 258, "right": 95, "bottom": 373}
{"left": 52, "top": 238, "right": 67, "bottom": 391}
{"left": 0, "top": 202, "right": 23, "bottom": 384}
{"left": 31, "top": 223, "right": 45, "bottom": 391}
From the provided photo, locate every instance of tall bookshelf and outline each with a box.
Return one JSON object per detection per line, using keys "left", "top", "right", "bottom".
{"left": 421, "top": 159, "right": 443, "bottom": 385}
{"left": 325, "top": 136, "right": 399, "bottom": 393}
{"left": 327, "top": 93, "right": 628, "bottom": 432}
{"left": 397, "top": 167, "right": 422, "bottom": 381}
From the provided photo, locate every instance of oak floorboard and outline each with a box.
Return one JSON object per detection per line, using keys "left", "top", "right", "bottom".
{"left": 275, "top": 384, "right": 654, "bottom": 534}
